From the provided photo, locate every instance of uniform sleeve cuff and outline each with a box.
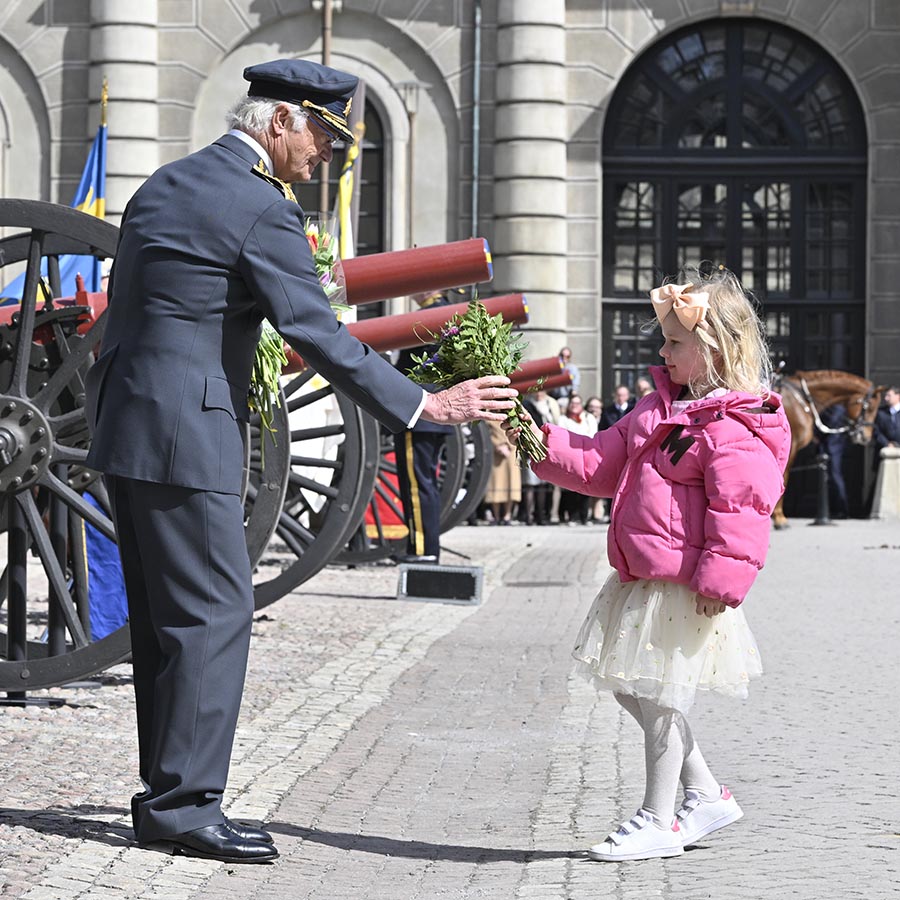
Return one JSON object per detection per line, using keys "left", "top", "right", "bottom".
{"left": 406, "top": 389, "right": 428, "bottom": 429}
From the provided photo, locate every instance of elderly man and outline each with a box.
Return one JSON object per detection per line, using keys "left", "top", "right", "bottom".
{"left": 85, "top": 59, "right": 515, "bottom": 863}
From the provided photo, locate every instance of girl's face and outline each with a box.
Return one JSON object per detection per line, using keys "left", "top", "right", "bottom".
{"left": 658, "top": 312, "right": 709, "bottom": 390}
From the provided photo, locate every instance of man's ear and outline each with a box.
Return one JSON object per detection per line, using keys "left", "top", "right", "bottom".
{"left": 271, "top": 103, "right": 292, "bottom": 136}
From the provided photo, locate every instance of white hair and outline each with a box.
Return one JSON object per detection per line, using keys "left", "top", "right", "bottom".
{"left": 225, "top": 96, "right": 308, "bottom": 137}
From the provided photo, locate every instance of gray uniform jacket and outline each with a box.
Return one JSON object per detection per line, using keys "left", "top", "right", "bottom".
{"left": 86, "top": 133, "right": 423, "bottom": 495}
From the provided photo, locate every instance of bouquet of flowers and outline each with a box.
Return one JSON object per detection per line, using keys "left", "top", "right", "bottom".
{"left": 304, "top": 215, "right": 349, "bottom": 313}
{"left": 249, "top": 216, "right": 348, "bottom": 439}
{"left": 406, "top": 300, "right": 546, "bottom": 463}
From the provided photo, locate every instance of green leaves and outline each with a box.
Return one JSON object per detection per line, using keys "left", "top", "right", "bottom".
{"left": 249, "top": 320, "right": 288, "bottom": 461}
{"left": 407, "top": 301, "right": 527, "bottom": 386}
{"left": 406, "top": 301, "right": 545, "bottom": 463}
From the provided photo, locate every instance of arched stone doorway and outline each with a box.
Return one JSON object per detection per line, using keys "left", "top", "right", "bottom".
{"left": 600, "top": 18, "right": 868, "bottom": 397}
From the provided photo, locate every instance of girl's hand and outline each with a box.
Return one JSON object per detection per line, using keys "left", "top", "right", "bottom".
{"left": 503, "top": 409, "right": 545, "bottom": 450}
{"left": 696, "top": 595, "right": 727, "bottom": 617}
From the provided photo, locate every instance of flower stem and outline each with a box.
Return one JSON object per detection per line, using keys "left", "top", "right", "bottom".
{"left": 506, "top": 399, "right": 547, "bottom": 464}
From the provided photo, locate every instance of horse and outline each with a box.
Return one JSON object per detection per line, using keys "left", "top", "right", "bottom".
{"left": 773, "top": 369, "right": 884, "bottom": 528}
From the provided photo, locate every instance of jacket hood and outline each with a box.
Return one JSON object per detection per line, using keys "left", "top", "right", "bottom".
{"left": 648, "top": 365, "right": 791, "bottom": 471}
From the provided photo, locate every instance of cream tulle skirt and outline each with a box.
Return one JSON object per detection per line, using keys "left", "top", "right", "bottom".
{"left": 572, "top": 571, "right": 763, "bottom": 714}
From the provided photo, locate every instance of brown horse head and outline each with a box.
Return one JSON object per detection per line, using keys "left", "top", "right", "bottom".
{"left": 773, "top": 370, "right": 884, "bottom": 528}
{"left": 793, "top": 370, "right": 884, "bottom": 446}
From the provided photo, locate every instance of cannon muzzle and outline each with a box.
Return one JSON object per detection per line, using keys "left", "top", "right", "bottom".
{"left": 342, "top": 238, "right": 492, "bottom": 305}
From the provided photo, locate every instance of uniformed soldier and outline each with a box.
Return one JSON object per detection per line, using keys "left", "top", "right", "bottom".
{"left": 86, "top": 58, "right": 515, "bottom": 863}
{"left": 393, "top": 289, "right": 464, "bottom": 563}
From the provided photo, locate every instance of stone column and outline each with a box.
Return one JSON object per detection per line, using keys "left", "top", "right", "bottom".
{"left": 493, "top": 0, "right": 567, "bottom": 359}
{"left": 89, "top": 0, "right": 159, "bottom": 223}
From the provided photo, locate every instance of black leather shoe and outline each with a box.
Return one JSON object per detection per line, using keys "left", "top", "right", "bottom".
{"left": 224, "top": 816, "right": 274, "bottom": 844}
{"left": 146, "top": 824, "right": 278, "bottom": 862}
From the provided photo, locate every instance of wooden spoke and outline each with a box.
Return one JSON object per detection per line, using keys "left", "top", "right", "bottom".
{"left": 9, "top": 231, "right": 45, "bottom": 396}
{"left": 39, "top": 468, "right": 116, "bottom": 542}
{"left": 15, "top": 492, "right": 89, "bottom": 649}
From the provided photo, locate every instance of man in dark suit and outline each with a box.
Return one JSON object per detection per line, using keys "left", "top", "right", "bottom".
{"left": 816, "top": 403, "right": 849, "bottom": 518}
{"left": 599, "top": 384, "right": 635, "bottom": 430}
{"left": 85, "top": 59, "right": 515, "bottom": 863}
{"left": 873, "top": 386, "right": 900, "bottom": 467}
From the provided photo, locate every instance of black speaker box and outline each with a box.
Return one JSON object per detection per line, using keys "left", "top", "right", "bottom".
{"left": 397, "top": 563, "right": 483, "bottom": 605}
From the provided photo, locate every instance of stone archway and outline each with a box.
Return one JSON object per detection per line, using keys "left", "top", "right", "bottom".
{"left": 0, "top": 38, "right": 50, "bottom": 291}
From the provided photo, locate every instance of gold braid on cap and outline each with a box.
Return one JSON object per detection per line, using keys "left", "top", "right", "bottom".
{"left": 301, "top": 99, "right": 349, "bottom": 132}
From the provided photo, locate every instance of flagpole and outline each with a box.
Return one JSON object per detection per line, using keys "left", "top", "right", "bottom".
{"left": 100, "top": 77, "right": 108, "bottom": 128}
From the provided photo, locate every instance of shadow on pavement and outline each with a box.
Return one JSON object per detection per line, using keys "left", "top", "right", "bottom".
{"left": 271, "top": 823, "right": 579, "bottom": 862}
{"left": 0, "top": 804, "right": 132, "bottom": 848}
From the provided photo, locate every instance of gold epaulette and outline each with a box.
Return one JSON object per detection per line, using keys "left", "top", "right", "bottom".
{"left": 252, "top": 159, "right": 297, "bottom": 203}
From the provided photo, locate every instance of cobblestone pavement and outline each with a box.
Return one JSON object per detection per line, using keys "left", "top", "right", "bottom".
{"left": 1, "top": 518, "right": 898, "bottom": 899}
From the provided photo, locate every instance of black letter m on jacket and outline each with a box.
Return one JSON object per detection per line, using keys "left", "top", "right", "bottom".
{"left": 660, "top": 425, "right": 695, "bottom": 465}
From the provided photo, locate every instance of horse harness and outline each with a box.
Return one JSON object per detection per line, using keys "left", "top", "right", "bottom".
{"left": 779, "top": 376, "right": 877, "bottom": 439}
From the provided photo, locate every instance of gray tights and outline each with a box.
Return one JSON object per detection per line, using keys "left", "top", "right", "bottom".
{"left": 614, "top": 692, "right": 720, "bottom": 826}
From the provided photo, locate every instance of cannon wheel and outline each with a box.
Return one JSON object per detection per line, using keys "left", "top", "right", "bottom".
{"left": 334, "top": 422, "right": 468, "bottom": 565}
{"left": 251, "top": 371, "right": 376, "bottom": 609}
{"left": 0, "top": 200, "right": 290, "bottom": 691}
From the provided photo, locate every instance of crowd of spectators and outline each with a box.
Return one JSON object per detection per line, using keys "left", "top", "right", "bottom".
{"left": 475, "top": 353, "right": 653, "bottom": 526}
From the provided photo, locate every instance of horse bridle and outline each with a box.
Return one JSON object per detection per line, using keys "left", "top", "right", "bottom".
{"left": 783, "top": 376, "right": 878, "bottom": 439}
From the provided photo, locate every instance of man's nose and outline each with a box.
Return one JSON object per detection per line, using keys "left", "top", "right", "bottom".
{"left": 320, "top": 142, "right": 334, "bottom": 163}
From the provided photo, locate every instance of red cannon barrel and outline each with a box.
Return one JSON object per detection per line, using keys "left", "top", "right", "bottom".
{"left": 509, "top": 371, "right": 572, "bottom": 394}
{"left": 342, "top": 238, "right": 492, "bottom": 305}
{"left": 510, "top": 356, "right": 563, "bottom": 383}
{"left": 1, "top": 238, "right": 494, "bottom": 321}
{"left": 283, "top": 293, "right": 529, "bottom": 375}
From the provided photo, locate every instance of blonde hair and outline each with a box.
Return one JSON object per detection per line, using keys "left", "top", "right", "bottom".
{"left": 657, "top": 266, "right": 773, "bottom": 396}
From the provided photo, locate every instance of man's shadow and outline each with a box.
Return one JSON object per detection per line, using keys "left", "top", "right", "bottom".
{"left": 0, "top": 805, "right": 133, "bottom": 849}
{"left": 270, "top": 822, "right": 579, "bottom": 863}
{"left": 1, "top": 808, "right": 582, "bottom": 862}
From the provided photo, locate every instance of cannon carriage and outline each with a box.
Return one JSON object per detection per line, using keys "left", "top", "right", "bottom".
{"left": 0, "top": 200, "right": 534, "bottom": 692}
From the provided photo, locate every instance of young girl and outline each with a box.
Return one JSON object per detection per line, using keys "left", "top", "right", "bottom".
{"left": 508, "top": 268, "right": 790, "bottom": 862}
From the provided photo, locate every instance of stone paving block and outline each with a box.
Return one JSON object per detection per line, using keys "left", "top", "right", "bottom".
{"left": 3, "top": 523, "right": 899, "bottom": 898}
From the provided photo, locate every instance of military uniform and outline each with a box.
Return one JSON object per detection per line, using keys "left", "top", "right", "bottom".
{"left": 392, "top": 292, "right": 458, "bottom": 561}
{"left": 86, "top": 60, "right": 425, "bottom": 849}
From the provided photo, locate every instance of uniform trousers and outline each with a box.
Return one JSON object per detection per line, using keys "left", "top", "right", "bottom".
{"left": 105, "top": 475, "right": 254, "bottom": 844}
{"left": 393, "top": 430, "right": 445, "bottom": 559}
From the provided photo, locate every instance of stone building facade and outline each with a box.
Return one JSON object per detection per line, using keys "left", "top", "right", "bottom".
{"left": 0, "top": 0, "right": 898, "bottom": 397}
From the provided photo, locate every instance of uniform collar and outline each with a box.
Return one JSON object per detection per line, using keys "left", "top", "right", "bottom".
{"left": 227, "top": 129, "right": 273, "bottom": 174}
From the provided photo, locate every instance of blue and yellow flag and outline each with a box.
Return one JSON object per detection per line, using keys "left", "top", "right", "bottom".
{"left": 1, "top": 84, "right": 108, "bottom": 303}
{"left": 72, "top": 120, "right": 107, "bottom": 222}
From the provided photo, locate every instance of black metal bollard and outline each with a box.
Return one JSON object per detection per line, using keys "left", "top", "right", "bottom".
{"left": 811, "top": 451, "right": 832, "bottom": 526}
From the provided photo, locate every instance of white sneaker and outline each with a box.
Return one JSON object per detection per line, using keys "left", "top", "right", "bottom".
{"left": 587, "top": 809, "right": 684, "bottom": 862}
{"left": 675, "top": 785, "right": 743, "bottom": 846}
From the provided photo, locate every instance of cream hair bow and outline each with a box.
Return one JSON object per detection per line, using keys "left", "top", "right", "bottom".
{"left": 650, "top": 282, "right": 710, "bottom": 332}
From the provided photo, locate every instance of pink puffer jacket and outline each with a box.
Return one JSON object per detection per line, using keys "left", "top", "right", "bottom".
{"left": 532, "top": 366, "right": 791, "bottom": 606}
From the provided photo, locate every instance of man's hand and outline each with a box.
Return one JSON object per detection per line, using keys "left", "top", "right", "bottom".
{"left": 695, "top": 595, "right": 727, "bottom": 617}
{"left": 420, "top": 376, "right": 517, "bottom": 425}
